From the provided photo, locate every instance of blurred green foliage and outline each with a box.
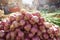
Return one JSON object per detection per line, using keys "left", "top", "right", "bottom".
{"left": 41, "top": 9, "right": 60, "bottom": 26}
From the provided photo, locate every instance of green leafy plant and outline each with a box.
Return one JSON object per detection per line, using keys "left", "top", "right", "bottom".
{"left": 43, "top": 13, "right": 60, "bottom": 26}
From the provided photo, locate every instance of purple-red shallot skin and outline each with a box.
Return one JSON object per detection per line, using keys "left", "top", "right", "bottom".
{"left": 6, "top": 33, "right": 11, "bottom": 40}
{"left": 31, "top": 16, "right": 39, "bottom": 23}
{"left": 0, "top": 30, "right": 5, "bottom": 38}
{"left": 32, "top": 37, "right": 40, "bottom": 40}
{"left": 19, "top": 20, "right": 25, "bottom": 26}
{"left": 16, "top": 36, "right": 21, "bottom": 40}
{"left": 24, "top": 38, "right": 30, "bottom": 40}
{"left": 32, "top": 11, "right": 41, "bottom": 17}
{"left": 43, "top": 33, "right": 49, "bottom": 39}
{"left": 24, "top": 24, "right": 31, "bottom": 32}
{"left": 24, "top": 12, "right": 32, "bottom": 20}
{"left": 18, "top": 31, "right": 24, "bottom": 38}
{"left": 10, "top": 32, "right": 16, "bottom": 40}
{"left": 28, "top": 33, "right": 34, "bottom": 38}
{"left": 31, "top": 27, "right": 38, "bottom": 34}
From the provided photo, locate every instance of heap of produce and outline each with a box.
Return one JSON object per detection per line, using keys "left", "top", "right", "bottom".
{"left": 0, "top": 9, "right": 60, "bottom": 40}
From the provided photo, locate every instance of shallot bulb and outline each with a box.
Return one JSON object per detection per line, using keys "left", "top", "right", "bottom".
{"left": 24, "top": 24, "right": 31, "bottom": 32}
{"left": 31, "top": 27, "right": 38, "bottom": 34}
{"left": 19, "top": 20, "right": 25, "bottom": 26}
{"left": 6, "top": 33, "right": 11, "bottom": 40}
{"left": 24, "top": 12, "right": 32, "bottom": 20}
{"left": 0, "top": 30, "right": 5, "bottom": 38}
{"left": 31, "top": 16, "right": 39, "bottom": 23}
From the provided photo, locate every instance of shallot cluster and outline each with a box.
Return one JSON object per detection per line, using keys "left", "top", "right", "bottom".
{"left": 0, "top": 10, "right": 60, "bottom": 40}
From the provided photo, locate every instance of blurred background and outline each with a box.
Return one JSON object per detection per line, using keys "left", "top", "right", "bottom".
{"left": 0, "top": 0, "right": 60, "bottom": 13}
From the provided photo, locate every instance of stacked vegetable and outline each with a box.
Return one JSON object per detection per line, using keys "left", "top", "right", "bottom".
{"left": 0, "top": 9, "right": 60, "bottom": 40}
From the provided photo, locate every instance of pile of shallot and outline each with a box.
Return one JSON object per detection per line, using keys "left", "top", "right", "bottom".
{"left": 0, "top": 9, "right": 60, "bottom": 40}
